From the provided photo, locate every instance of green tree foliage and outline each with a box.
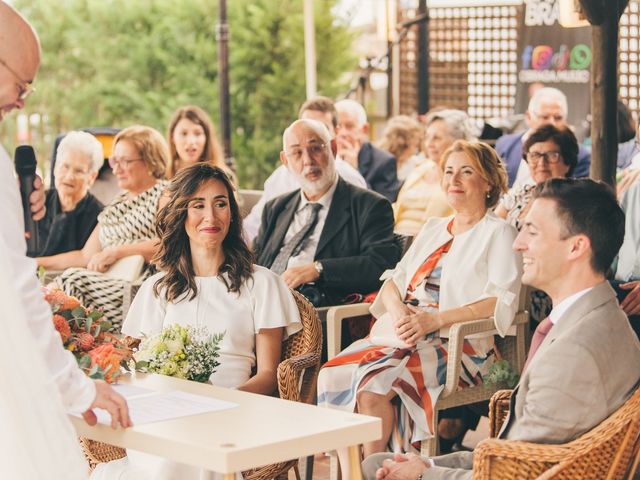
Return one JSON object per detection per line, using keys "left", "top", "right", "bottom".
{"left": 11, "top": 0, "right": 354, "bottom": 188}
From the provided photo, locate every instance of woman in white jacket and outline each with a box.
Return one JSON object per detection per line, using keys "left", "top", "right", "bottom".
{"left": 317, "top": 140, "right": 522, "bottom": 478}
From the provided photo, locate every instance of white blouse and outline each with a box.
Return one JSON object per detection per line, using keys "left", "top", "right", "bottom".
{"left": 122, "top": 265, "right": 302, "bottom": 388}
{"left": 371, "top": 212, "right": 522, "bottom": 337}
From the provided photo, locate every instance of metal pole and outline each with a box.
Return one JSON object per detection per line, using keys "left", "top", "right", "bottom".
{"left": 303, "top": 0, "right": 317, "bottom": 99}
{"left": 217, "top": 0, "right": 234, "bottom": 171}
{"left": 417, "top": 0, "right": 429, "bottom": 114}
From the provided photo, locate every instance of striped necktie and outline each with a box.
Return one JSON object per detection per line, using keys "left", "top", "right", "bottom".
{"left": 270, "top": 203, "right": 322, "bottom": 274}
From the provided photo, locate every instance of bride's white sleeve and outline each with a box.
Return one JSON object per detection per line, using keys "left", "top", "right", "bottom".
{"left": 121, "top": 273, "right": 167, "bottom": 338}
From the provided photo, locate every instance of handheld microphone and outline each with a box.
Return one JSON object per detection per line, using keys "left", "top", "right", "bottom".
{"left": 14, "top": 145, "right": 39, "bottom": 256}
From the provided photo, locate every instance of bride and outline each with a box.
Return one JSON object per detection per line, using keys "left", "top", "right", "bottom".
{"left": 92, "top": 163, "right": 302, "bottom": 479}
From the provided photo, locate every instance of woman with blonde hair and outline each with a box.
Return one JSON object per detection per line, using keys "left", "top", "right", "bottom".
{"left": 318, "top": 140, "right": 521, "bottom": 478}
{"left": 377, "top": 115, "right": 424, "bottom": 181}
{"left": 166, "top": 105, "right": 231, "bottom": 180}
{"left": 393, "top": 109, "right": 477, "bottom": 236}
{"left": 38, "top": 125, "right": 170, "bottom": 328}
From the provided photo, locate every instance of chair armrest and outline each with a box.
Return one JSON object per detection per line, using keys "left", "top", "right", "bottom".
{"left": 488, "top": 389, "right": 513, "bottom": 437}
{"left": 277, "top": 351, "right": 321, "bottom": 403}
{"left": 442, "top": 317, "right": 496, "bottom": 397}
{"left": 473, "top": 438, "right": 569, "bottom": 480}
{"left": 326, "top": 302, "right": 371, "bottom": 359}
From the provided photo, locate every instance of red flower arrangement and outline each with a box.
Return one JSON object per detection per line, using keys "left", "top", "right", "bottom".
{"left": 44, "top": 286, "right": 131, "bottom": 383}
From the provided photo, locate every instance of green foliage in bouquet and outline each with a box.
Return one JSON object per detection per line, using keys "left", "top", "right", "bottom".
{"left": 484, "top": 359, "right": 519, "bottom": 389}
{"left": 45, "top": 286, "right": 130, "bottom": 383}
{"left": 134, "top": 324, "right": 224, "bottom": 383}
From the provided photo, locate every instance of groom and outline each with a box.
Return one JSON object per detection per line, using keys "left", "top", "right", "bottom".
{"left": 0, "top": 1, "right": 131, "bottom": 428}
{"left": 363, "top": 178, "right": 640, "bottom": 480}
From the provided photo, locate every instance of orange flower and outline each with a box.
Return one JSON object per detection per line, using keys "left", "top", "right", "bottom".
{"left": 44, "top": 289, "right": 66, "bottom": 307}
{"left": 60, "top": 295, "right": 81, "bottom": 311}
{"left": 88, "top": 343, "right": 122, "bottom": 383}
{"left": 52, "top": 314, "right": 70, "bottom": 343}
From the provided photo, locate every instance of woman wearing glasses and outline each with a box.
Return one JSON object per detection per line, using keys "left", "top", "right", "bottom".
{"left": 495, "top": 124, "right": 578, "bottom": 327}
{"left": 495, "top": 124, "right": 578, "bottom": 230}
{"left": 33, "top": 131, "right": 104, "bottom": 257}
{"left": 37, "top": 125, "right": 169, "bottom": 328}
{"left": 317, "top": 141, "right": 521, "bottom": 478}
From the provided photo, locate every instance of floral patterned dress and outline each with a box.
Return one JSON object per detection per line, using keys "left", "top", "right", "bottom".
{"left": 317, "top": 234, "right": 496, "bottom": 452}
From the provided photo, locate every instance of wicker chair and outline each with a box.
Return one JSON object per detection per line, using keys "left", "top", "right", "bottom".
{"left": 325, "top": 287, "right": 529, "bottom": 458}
{"left": 80, "top": 289, "right": 322, "bottom": 480}
{"left": 473, "top": 387, "right": 640, "bottom": 480}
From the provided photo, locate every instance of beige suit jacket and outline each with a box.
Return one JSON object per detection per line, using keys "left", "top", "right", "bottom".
{"left": 363, "top": 282, "right": 640, "bottom": 480}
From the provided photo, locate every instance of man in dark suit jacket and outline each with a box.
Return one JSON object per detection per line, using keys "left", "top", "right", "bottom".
{"left": 335, "top": 99, "right": 400, "bottom": 202}
{"left": 255, "top": 118, "right": 400, "bottom": 306}
{"left": 495, "top": 87, "right": 591, "bottom": 187}
{"left": 362, "top": 178, "right": 640, "bottom": 480}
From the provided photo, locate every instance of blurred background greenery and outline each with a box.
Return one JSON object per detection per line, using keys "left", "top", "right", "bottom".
{"left": 3, "top": 0, "right": 355, "bottom": 188}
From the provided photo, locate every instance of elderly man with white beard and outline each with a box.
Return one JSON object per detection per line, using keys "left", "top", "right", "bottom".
{"left": 254, "top": 118, "right": 400, "bottom": 307}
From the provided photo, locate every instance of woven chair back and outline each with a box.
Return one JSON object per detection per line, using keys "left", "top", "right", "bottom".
{"left": 283, "top": 290, "right": 323, "bottom": 363}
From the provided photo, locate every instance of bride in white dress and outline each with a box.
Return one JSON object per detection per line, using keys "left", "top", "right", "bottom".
{"left": 92, "top": 164, "right": 301, "bottom": 479}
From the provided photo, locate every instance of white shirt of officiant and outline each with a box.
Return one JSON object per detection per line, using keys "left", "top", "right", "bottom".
{"left": 281, "top": 174, "right": 339, "bottom": 270}
{"left": 0, "top": 144, "right": 95, "bottom": 413}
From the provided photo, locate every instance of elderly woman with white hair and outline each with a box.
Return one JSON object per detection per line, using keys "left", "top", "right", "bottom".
{"left": 393, "top": 109, "right": 477, "bottom": 236}
{"left": 34, "top": 131, "right": 104, "bottom": 257}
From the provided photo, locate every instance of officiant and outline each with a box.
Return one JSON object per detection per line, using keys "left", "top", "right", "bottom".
{"left": 317, "top": 140, "right": 522, "bottom": 479}
{"left": 0, "top": 2, "right": 130, "bottom": 478}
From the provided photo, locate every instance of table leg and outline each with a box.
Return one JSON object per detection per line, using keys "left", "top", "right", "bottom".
{"left": 347, "top": 445, "right": 363, "bottom": 480}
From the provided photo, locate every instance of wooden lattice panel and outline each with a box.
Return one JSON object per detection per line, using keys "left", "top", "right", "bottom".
{"left": 620, "top": 0, "right": 640, "bottom": 115}
{"left": 398, "top": 4, "right": 521, "bottom": 120}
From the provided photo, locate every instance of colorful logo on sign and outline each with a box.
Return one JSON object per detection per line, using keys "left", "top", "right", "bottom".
{"left": 522, "top": 44, "right": 592, "bottom": 71}
{"left": 520, "top": 43, "right": 591, "bottom": 83}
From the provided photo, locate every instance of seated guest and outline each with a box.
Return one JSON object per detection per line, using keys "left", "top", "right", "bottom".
{"left": 254, "top": 118, "right": 400, "bottom": 307}
{"left": 335, "top": 99, "right": 400, "bottom": 202}
{"left": 613, "top": 179, "right": 640, "bottom": 338}
{"left": 244, "top": 95, "right": 366, "bottom": 242}
{"left": 377, "top": 115, "right": 424, "bottom": 182}
{"left": 34, "top": 130, "right": 104, "bottom": 257}
{"left": 495, "top": 87, "right": 590, "bottom": 188}
{"left": 92, "top": 164, "right": 302, "bottom": 480}
{"left": 166, "top": 105, "right": 234, "bottom": 181}
{"left": 496, "top": 124, "right": 578, "bottom": 325}
{"left": 318, "top": 140, "right": 522, "bottom": 479}
{"left": 37, "top": 125, "right": 169, "bottom": 328}
{"left": 393, "top": 109, "right": 474, "bottom": 236}
{"left": 363, "top": 178, "right": 640, "bottom": 480}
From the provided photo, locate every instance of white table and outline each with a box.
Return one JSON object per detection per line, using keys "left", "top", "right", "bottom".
{"left": 70, "top": 372, "right": 381, "bottom": 479}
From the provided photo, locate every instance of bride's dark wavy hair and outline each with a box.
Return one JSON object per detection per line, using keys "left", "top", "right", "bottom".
{"left": 153, "top": 163, "right": 253, "bottom": 302}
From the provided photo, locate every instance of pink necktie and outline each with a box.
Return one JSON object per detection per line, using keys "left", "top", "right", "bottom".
{"left": 523, "top": 317, "right": 553, "bottom": 372}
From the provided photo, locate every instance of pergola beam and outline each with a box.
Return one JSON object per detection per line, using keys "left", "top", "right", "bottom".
{"left": 579, "top": 0, "right": 629, "bottom": 186}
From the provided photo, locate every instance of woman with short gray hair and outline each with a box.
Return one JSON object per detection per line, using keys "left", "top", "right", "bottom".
{"left": 34, "top": 130, "right": 104, "bottom": 257}
{"left": 393, "top": 109, "right": 477, "bottom": 236}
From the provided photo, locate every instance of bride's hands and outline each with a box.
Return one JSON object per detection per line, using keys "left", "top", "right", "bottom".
{"left": 394, "top": 304, "right": 442, "bottom": 346}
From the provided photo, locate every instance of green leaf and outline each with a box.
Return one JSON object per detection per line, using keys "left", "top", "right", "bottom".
{"left": 72, "top": 307, "right": 85, "bottom": 318}
{"left": 84, "top": 317, "right": 93, "bottom": 333}
{"left": 88, "top": 310, "right": 104, "bottom": 321}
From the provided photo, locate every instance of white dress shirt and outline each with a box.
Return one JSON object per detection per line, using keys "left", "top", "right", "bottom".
{"left": 244, "top": 156, "right": 366, "bottom": 242}
{"left": 0, "top": 144, "right": 95, "bottom": 413}
{"left": 616, "top": 181, "right": 640, "bottom": 281}
{"left": 281, "top": 175, "right": 339, "bottom": 269}
{"left": 548, "top": 287, "right": 593, "bottom": 325}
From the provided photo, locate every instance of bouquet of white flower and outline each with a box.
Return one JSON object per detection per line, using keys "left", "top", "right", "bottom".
{"left": 133, "top": 324, "right": 224, "bottom": 383}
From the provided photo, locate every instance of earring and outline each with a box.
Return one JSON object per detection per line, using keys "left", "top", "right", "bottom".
{"left": 486, "top": 192, "right": 490, "bottom": 198}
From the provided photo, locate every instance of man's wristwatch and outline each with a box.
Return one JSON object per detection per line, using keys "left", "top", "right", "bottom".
{"left": 313, "top": 260, "right": 324, "bottom": 278}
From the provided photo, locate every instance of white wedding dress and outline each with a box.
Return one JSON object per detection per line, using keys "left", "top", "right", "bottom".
{"left": 91, "top": 266, "right": 302, "bottom": 480}
{"left": 0, "top": 242, "right": 88, "bottom": 479}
